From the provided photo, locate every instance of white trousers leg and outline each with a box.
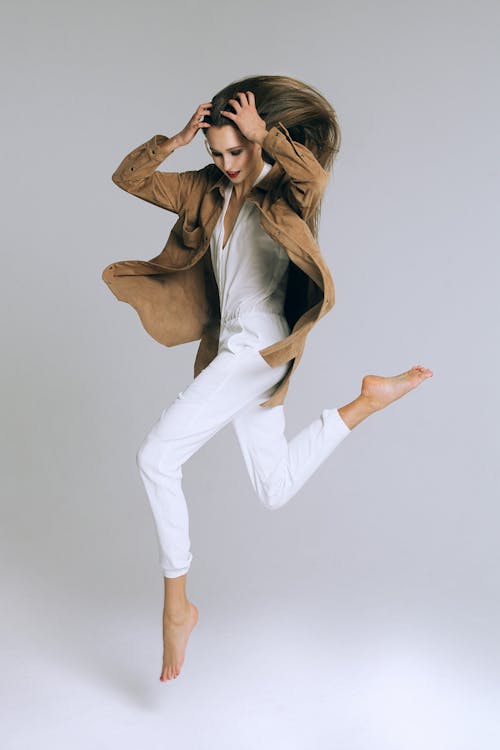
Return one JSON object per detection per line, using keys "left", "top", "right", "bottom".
{"left": 136, "top": 346, "right": 351, "bottom": 579}
{"left": 231, "top": 398, "right": 351, "bottom": 511}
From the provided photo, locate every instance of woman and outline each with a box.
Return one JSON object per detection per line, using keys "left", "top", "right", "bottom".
{"left": 103, "top": 75, "right": 433, "bottom": 682}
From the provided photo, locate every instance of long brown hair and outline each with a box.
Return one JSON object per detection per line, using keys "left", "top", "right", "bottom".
{"left": 202, "top": 74, "right": 341, "bottom": 239}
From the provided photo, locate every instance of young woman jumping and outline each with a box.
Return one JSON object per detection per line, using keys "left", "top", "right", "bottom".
{"left": 102, "top": 75, "right": 433, "bottom": 683}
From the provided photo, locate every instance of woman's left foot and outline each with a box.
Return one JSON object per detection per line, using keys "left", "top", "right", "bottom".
{"left": 159, "top": 602, "right": 199, "bottom": 682}
{"left": 360, "top": 365, "right": 433, "bottom": 412}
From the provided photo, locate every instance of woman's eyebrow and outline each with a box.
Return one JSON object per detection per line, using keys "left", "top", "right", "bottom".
{"left": 208, "top": 145, "right": 243, "bottom": 152}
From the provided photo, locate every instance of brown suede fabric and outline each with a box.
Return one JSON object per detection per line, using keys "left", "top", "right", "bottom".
{"left": 102, "top": 122, "right": 335, "bottom": 408}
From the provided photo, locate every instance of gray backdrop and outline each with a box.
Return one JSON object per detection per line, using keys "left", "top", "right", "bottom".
{"left": 2, "top": 0, "right": 499, "bottom": 748}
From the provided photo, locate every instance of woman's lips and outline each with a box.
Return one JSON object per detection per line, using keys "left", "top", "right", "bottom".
{"left": 227, "top": 171, "right": 240, "bottom": 178}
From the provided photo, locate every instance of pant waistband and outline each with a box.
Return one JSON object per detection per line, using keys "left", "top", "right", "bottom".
{"left": 220, "top": 310, "right": 286, "bottom": 324}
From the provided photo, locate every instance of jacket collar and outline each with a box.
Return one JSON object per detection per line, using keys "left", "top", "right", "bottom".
{"left": 208, "top": 161, "right": 278, "bottom": 196}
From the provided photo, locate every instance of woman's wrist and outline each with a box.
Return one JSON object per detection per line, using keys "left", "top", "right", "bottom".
{"left": 169, "top": 134, "right": 185, "bottom": 150}
{"left": 253, "top": 127, "right": 269, "bottom": 146}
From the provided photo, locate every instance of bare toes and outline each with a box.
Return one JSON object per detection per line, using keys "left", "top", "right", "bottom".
{"left": 408, "top": 365, "right": 432, "bottom": 378}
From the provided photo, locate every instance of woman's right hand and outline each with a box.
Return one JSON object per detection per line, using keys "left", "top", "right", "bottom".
{"left": 174, "top": 102, "right": 213, "bottom": 147}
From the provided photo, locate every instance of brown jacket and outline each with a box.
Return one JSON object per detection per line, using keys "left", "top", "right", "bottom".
{"left": 101, "top": 122, "right": 335, "bottom": 408}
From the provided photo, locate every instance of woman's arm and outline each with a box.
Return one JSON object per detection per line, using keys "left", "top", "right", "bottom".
{"left": 111, "top": 102, "right": 213, "bottom": 215}
{"left": 111, "top": 134, "right": 199, "bottom": 215}
{"left": 218, "top": 94, "right": 328, "bottom": 221}
{"left": 260, "top": 122, "right": 329, "bottom": 221}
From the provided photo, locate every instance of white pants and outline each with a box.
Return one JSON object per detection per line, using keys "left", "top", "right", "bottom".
{"left": 136, "top": 312, "right": 352, "bottom": 578}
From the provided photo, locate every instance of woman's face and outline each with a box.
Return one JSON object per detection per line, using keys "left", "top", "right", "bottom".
{"left": 204, "top": 125, "right": 263, "bottom": 184}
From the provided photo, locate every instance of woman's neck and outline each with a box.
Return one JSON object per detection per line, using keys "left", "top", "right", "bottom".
{"left": 232, "top": 158, "right": 266, "bottom": 200}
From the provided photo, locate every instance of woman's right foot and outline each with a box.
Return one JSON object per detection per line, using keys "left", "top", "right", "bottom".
{"left": 160, "top": 602, "right": 199, "bottom": 682}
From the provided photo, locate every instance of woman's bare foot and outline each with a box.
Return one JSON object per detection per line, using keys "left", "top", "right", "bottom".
{"left": 338, "top": 365, "right": 433, "bottom": 430}
{"left": 160, "top": 601, "right": 199, "bottom": 681}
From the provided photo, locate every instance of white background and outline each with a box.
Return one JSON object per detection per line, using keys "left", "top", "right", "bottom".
{"left": 1, "top": 0, "right": 499, "bottom": 747}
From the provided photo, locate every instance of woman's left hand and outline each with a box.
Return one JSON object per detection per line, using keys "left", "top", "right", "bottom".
{"left": 220, "top": 91, "right": 268, "bottom": 144}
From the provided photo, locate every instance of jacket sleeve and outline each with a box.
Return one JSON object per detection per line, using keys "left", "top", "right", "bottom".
{"left": 111, "top": 134, "right": 198, "bottom": 215}
{"left": 261, "top": 122, "right": 329, "bottom": 220}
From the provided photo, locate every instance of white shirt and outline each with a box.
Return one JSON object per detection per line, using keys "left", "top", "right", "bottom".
{"left": 210, "top": 161, "right": 290, "bottom": 326}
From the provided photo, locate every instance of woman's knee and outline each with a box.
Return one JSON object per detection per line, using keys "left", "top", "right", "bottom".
{"left": 136, "top": 433, "right": 154, "bottom": 472}
{"left": 136, "top": 430, "right": 184, "bottom": 481}
{"left": 252, "top": 463, "right": 292, "bottom": 510}
{"left": 257, "top": 482, "right": 290, "bottom": 511}
{"left": 136, "top": 431, "right": 166, "bottom": 475}
{"left": 260, "top": 494, "right": 282, "bottom": 511}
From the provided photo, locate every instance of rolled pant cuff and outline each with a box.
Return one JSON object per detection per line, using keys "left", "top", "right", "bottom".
{"left": 335, "top": 407, "right": 352, "bottom": 434}
{"left": 162, "top": 565, "right": 191, "bottom": 578}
